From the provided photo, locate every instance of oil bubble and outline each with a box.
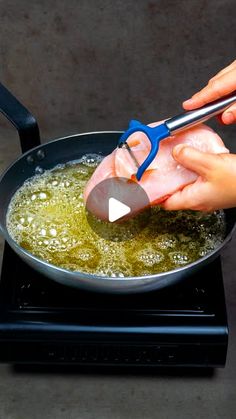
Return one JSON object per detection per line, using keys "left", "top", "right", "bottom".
{"left": 26, "top": 155, "right": 34, "bottom": 165}
{"left": 136, "top": 248, "right": 164, "bottom": 267}
{"left": 169, "top": 252, "right": 190, "bottom": 265}
{"left": 80, "top": 154, "right": 103, "bottom": 167}
{"left": 35, "top": 166, "right": 44, "bottom": 175}
{"left": 36, "top": 150, "right": 45, "bottom": 160}
{"left": 155, "top": 234, "right": 177, "bottom": 249}
{"left": 97, "top": 260, "right": 132, "bottom": 277}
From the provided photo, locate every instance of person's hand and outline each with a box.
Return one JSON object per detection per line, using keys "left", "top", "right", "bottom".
{"left": 183, "top": 60, "right": 236, "bottom": 124}
{"left": 162, "top": 145, "right": 236, "bottom": 211}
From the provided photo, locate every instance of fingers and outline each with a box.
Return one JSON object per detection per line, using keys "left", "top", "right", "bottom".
{"left": 183, "top": 68, "right": 236, "bottom": 107}
{"left": 162, "top": 187, "right": 195, "bottom": 211}
{"left": 221, "top": 103, "right": 236, "bottom": 124}
{"left": 163, "top": 152, "right": 236, "bottom": 211}
{"left": 162, "top": 178, "right": 215, "bottom": 211}
{"left": 161, "top": 180, "right": 209, "bottom": 211}
{"left": 183, "top": 63, "right": 236, "bottom": 112}
{"left": 162, "top": 190, "right": 212, "bottom": 211}
{"left": 209, "top": 60, "right": 236, "bottom": 81}
{"left": 172, "top": 145, "right": 218, "bottom": 178}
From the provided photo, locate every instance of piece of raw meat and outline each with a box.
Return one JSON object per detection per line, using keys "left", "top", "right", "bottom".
{"left": 84, "top": 122, "right": 229, "bottom": 219}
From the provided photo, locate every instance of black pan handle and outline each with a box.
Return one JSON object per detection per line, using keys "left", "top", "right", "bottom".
{"left": 0, "top": 82, "right": 41, "bottom": 153}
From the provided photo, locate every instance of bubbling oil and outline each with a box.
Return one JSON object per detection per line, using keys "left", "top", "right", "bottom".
{"left": 6, "top": 155, "right": 226, "bottom": 277}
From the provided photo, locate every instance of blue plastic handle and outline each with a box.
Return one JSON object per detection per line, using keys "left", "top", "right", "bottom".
{"left": 118, "top": 120, "right": 170, "bottom": 180}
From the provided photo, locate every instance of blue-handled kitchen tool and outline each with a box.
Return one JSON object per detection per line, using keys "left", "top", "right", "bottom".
{"left": 118, "top": 93, "right": 236, "bottom": 180}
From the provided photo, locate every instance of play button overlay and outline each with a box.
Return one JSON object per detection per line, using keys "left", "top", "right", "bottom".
{"left": 108, "top": 197, "right": 131, "bottom": 222}
{"left": 85, "top": 177, "right": 151, "bottom": 241}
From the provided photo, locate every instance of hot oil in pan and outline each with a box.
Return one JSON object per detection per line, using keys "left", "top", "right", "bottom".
{"left": 6, "top": 154, "right": 226, "bottom": 277}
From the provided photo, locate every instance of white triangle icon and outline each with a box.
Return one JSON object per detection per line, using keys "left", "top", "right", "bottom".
{"left": 108, "top": 197, "right": 131, "bottom": 222}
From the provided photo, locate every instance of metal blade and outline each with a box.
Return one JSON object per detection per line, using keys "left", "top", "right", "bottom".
{"left": 118, "top": 142, "right": 140, "bottom": 170}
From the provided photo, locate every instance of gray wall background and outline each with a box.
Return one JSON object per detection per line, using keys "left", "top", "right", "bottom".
{"left": 1, "top": 3, "right": 236, "bottom": 419}
{"left": 0, "top": 0, "right": 235, "bottom": 148}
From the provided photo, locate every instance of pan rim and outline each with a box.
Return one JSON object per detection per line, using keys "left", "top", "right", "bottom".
{"left": 0, "top": 130, "right": 124, "bottom": 186}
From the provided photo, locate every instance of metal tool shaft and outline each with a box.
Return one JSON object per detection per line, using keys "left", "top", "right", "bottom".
{"left": 166, "top": 93, "right": 236, "bottom": 135}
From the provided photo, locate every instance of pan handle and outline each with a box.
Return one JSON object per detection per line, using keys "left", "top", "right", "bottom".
{"left": 0, "top": 82, "right": 41, "bottom": 153}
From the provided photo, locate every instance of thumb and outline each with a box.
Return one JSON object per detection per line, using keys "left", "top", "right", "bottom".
{"left": 172, "top": 144, "right": 218, "bottom": 177}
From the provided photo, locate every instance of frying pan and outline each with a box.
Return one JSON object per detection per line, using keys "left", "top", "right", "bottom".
{"left": 0, "top": 82, "right": 235, "bottom": 294}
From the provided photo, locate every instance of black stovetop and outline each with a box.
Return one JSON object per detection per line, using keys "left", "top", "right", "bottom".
{"left": 0, "top": 243, "right": 228, "bottom": 367}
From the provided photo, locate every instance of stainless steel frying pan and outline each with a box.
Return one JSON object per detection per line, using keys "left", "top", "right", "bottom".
{"left": 0, "top": 82, "right": 235, "bottom": 294}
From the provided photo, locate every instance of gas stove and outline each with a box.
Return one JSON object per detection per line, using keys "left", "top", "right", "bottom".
{"left": 0, "top": 242, "right": 228, "bottom": 368}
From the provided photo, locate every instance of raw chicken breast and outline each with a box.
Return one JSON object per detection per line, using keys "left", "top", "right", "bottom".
{"left": 84, "top": 122, "right": 229, "bottom": 219}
